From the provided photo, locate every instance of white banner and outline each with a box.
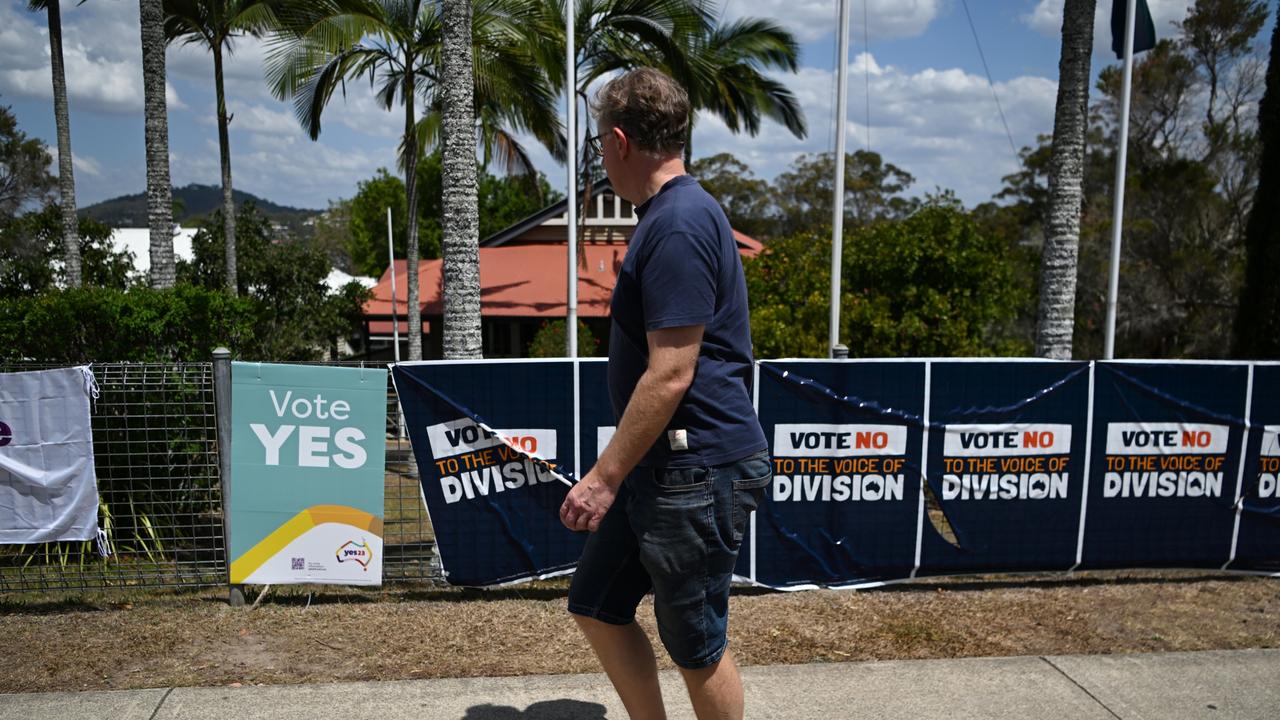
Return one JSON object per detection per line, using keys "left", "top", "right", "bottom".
{"left": 1104, "top": 422, "right": 1230, "bottom": 455}
{"left": 943, "top": 423, "right": 1073, "bottom": 457}
{"left": 425, "top": 417, "right": 557, "bottom": 460}
{"left": 772, "top": 424, "right": 908, "bottom": 457}
{"left": 0, "top": 366, "right": 101, "bottom": 544}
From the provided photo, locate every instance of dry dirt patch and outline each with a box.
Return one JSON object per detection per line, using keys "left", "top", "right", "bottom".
{"left": 1, "top": 570, "right": 1276, "bottom": 693}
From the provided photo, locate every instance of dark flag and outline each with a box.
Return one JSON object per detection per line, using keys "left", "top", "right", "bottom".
{"left": 1111, "top": 0, "right": 1157, "bottom": 59}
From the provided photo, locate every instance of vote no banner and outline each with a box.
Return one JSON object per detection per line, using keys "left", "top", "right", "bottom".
{"left": 392, "top": 361, "right": 584, "bottom": 587}
{"left": 228, "top": 363, "right": 387, "bottom": 585}
{"left": 388, "top": 359, "right": 1278, "bottom": 590}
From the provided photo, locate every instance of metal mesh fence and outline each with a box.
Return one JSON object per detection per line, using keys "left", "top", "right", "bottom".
{"left": 0, "top": 360, "right": 439, "bottom": 592}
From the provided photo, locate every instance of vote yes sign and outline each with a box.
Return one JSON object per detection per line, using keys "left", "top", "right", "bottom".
{"left": 228, "top": 362, "right": 387, "bottom": 586}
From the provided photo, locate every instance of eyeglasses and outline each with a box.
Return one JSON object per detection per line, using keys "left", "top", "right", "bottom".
{"left": 586, "top": 131, "right": 609, "bottom": 158}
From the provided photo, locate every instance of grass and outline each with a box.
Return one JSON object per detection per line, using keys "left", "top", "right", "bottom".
{"left": 0, "top": 569, "right": 1276, "bottom": 694}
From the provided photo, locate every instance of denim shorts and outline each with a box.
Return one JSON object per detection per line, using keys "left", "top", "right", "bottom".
{"left": 567, "top": 449, "right": 772, "bottom": 669}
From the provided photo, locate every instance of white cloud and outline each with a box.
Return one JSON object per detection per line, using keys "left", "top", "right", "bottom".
{"left": 724, "top": 0, "right": 942, "bottom": 42}
{"left": 233, "top": 103, "right": 303, "bottom": 136}
{"left": 1023, "top": 0, "right": 1194, "bottom": 58}
{"left": 0, "top": 1, "right": 187, "bottom": 115}
{"left": 688, "top": 54, "right": 1058, "bottom": 205}
{"left": 73, "top": 153, "right": 102, "bottom": 177}
{"left": 170, "top": 134, "right": 393, "bottom": 208}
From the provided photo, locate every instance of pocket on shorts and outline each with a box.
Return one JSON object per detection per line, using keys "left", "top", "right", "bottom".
{"left": 654, "top": 466, "right": 710, "bottom": 494}
{"left": 730, "top": 454, "right": 773, "bottom": 545}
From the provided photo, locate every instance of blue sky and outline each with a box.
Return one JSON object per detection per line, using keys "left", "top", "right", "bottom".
{"left": 0, "top": 1, "right": 1260, "bottom": 213}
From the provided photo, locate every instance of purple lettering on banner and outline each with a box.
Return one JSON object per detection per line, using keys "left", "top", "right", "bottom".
{"left": 0, "top": 420, "right": 11, "bottom": 447}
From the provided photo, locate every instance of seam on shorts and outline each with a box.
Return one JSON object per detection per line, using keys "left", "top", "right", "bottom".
{"left": 674, "top": 637, "right": 729, "bottom": 670}
{"left": 567, "top": 602, "right": 635, "bottom": 625}
{"left": 698, "top": 479, "right": 714, "bottom": 662}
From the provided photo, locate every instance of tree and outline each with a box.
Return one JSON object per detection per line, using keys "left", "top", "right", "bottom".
{"left": 0, "top": 103, "right": 55, "bottom": 218}
{"left": 266, "top": 0, "right": 563, "bottom": 360}
{"left": 773, "top": 151, "right": 918, "bottom": 235}
{"left": 1233, "top": 14, "right": 1279, "bottom": 357}
{"left": 27, "top": 1, "right": 80, "bottom": 287}
{"left": 140, "top": 0, "right": 176, "bottom": 288}
{"left": 1, "top": 204, "right": 135, "bottom": 299}
{"left": 440, "top": 0, "right": 481, "bottom": 359}
{"left": 344, "top": 158, "right": 559, "bottom": 278}
{"left": 1035, "top": 0, "right": 1095, "bottom": 359}
{"left": 164, "top": 0, "right": 279, "bottom": 295}
{"left": 746, "top": 204, "right": 1027, "bottom": 359}
{"left": 1001, "top": 2, "right": 1270, "bottom": 358}
{"left": 671, "top": 15, "right": 806, "bottom": 163}
{"left": 688, "top": 153, "right": 774, "bottom": 238}
{"left": 180, "top": 203, "right": 371, "bottom": 360}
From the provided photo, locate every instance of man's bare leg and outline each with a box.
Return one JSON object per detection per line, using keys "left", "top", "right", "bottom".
{"left": 678, "top": 648, "right": 744, "bottom": 720}
{"left": 573, "top": 615, "right": 667, "bottom": 719}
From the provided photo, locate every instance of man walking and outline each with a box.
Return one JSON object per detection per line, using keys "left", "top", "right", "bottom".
{"left": 559, "top": 68, "right": 771, "bottom": 720}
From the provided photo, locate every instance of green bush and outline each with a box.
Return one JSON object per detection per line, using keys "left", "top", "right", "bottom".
{"left": 746, "top": 203, "right": 1030, "bottom": 358}
{"left": 528, "top": 319, "right": 598, "bottom": 357}
{"left": 0, "top": 285, "right": 257, "bottom": 362}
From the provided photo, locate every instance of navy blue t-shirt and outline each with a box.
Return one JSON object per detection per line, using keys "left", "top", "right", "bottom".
{"left": 607, "top": 174, "right": 767, "bottom": 468}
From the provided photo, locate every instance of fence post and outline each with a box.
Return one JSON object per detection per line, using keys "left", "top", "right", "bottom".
{"left": 213, "top": 347, "right": 245, "bottom": 608}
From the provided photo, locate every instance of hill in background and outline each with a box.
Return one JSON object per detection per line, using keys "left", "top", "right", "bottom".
{"left": 79, "top": 184, "right": 320, "bottom": 232}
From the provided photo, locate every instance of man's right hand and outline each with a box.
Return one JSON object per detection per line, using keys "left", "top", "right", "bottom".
{"left": 559, "top": 470, "right": 619, "bottom": 533}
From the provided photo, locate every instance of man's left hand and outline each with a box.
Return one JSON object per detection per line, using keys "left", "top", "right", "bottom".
{"left": 560, "top": 471, "right": 618, "bottom": 533}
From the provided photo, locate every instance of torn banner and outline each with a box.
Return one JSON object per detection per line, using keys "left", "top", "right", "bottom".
{"left": 0, "top": 366, "right": 102, "bottom": 544}
{"left": 393, "top": 361, "right": 585, "bottom": 586}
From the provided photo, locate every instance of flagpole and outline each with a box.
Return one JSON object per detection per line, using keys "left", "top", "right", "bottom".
{"left": 566, "top": 0, "right": 578, "bottom": 358}
{"left": 829, "top": 0, "right": 851, "bottom": 358}
{"left": 387, "top": 206, "right": 400, "bottom": 364}
{"left": 1104, "top": 0, "right": 1138, "bottom": 360}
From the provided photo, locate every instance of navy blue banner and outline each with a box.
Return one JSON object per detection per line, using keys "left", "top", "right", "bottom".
{"left": 748, "top": 361, "right": 925, "bottom": 587}
{"left": 919, "top": 361, "right": 1091, "bottom": 575}
{"left": 391, "top": 359, "right": 1278, "bottom": 589}
{"left": 1079, "top": 363, "right": 1248, "bottom": 570}
{"left": 1231, "top": 363, "right": 1280, "bottom": 573}
{"left": 392, "top": 361, "right": 583, "bottom": 586}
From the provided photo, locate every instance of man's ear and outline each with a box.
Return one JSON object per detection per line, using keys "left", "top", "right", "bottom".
{"left": 612, "top": 126, "right": 628, "bottom": 159}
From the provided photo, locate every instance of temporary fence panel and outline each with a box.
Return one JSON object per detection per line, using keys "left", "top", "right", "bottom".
{"left": 0, "top": 360, "right": 439, "bottom": 593}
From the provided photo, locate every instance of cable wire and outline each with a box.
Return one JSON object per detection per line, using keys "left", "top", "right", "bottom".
{"left": 960, "top": 0, "right": 1020, "bottom": 168}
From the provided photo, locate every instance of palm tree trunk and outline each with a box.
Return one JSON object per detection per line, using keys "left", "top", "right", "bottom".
{"left": 46, "top": 0, "right": 80, "bottom": 287}
{"left": 139, "top": 0, "right": 174, "bottom": 289}
{"left": 1035, "top": 0, "right": 1096, "bottom": 359}
{"left": 404, "top": 49, "right": 422, "bottom": 361}
{"left": 440, "top": 0, "right": 482, "bottom": 359}
{"left": 212, "top": 42, "right": 237, "bottom": 294}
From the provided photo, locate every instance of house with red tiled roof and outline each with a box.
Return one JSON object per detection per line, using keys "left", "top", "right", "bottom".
{"left": 361, "top": 179, "right": 763, "bottom": 359}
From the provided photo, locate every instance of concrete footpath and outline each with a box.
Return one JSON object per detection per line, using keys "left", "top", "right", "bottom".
{"left": 1, "top": 649, "right": 1276, "bottom": 719}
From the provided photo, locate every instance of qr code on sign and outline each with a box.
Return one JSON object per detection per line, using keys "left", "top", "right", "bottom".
{"left": 291, "top": 557, "right": 305, "bottom": 570}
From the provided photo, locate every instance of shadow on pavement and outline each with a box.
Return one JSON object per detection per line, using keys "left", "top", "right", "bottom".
{"left": 462, "top": 699, "right": 608, "bottom": 719}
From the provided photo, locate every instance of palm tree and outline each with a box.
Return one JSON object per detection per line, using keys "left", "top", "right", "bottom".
{"left": 266, "top": 0, "right": 561, "bottom": 360}
{"left": 28, "top": 0, "right": 80, "bottom": 287}
{"left": 529, "top": 0, "right": 706, "bottom": 148}
{"left": 140, "top": 0, "right": 176, "bottom": 288}
{"left": 1035, "top": 0, "right": 1096, "bottom": 359}
{"left": 440, "top": 0, "right": 480, "bottom": 358}
{"left": 674, "top": 16, "right": 806, "bottom": 163}
{"left": 164, "top": 0, "right": 279, "bottom": 294}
